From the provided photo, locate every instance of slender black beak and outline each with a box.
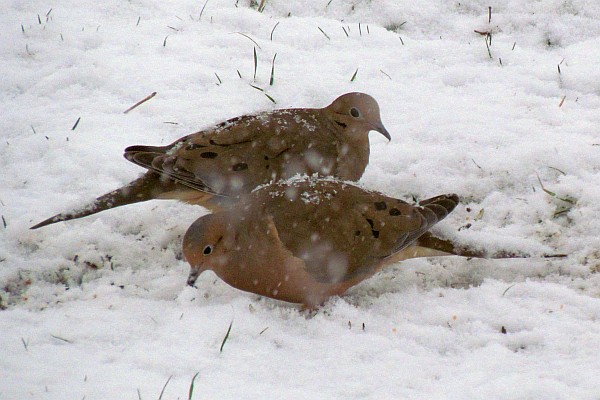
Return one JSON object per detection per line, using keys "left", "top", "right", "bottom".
{"left": 372, "top": 123, "right": 391, "bottom": 141}
{"left": 187, "top": 270, "right": 199, "bottom": 287}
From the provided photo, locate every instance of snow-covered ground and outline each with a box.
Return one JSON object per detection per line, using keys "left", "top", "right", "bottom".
{"left": 2, "top": 0, "right": 600, "bottom": 398}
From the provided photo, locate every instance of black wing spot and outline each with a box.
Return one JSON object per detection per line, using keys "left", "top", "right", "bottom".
{"left": 389, "top": 208, "right": 402, "bottom": 216}
{"left": 233, "top": 162, "right": 249, "bottom": 171}
{"left": 185, "top": 143, "right": 206, "bottom": 150}
{"left": 200, "top": 151, "right": 218, "bottom": 159}
{"left": 374, "top": 201, "right": 387, "bottom": 211}
{"left": 372, "top": 230, "right": 380, "bottom": 238}
{"left": 366, "top": 218, "right": 374, "bottom": 228}
{"left": 354, "top": 230, "right": 361, "bottom": 236}
{"left": 335, "top": 120, "right": 347, "bottom": 128}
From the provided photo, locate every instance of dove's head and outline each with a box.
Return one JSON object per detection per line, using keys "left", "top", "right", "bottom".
{"left": 326, "top": 92, "right": 391, "bottom": 141}
{"left": 183, "top": 213, "right": 229, "bottom": 287}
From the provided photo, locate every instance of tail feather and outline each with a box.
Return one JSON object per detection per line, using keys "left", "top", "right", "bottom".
{"left": 30, "top": 172, "right": 178, "bottom": 229}
{"left": 420, "top": 194, "right": 459, "bottom": 225}
{"left": 416, "top": 232, "right": 568, "bottom": 259}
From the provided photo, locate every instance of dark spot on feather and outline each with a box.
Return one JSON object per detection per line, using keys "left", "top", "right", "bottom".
{"left": 185, "top": 143, "right": 206, "bottom": 150}
{"left": 265, "top": 164, "right": 270, "bottom": 169}
{"left": 372, "top": 230, "right": 380, "bottom": 238}
{"left": 335, "top": 120, "right": 347, "bottom": 128}
{"left": 374, "top": 201, "right": 387, "bottom": 211}
{"left": 210, "top": 139, "right": 253, "bottom": 147}
{"left": 233, "top": 162, "right": 248, "bottom": 171}
{"left": 264, "top": 155, "right": 269, "bottom": 160}
{"left": 354, "top": 230, "right": 361, "bottom": 236}
{"left": 366, "top": 218, "right": 374, "bottom": 228}
{"left": 389, "top": 208, "right": 402, "bottom": 216}
{"left": 200, "top": 151, "right": 218, "bottom": 159}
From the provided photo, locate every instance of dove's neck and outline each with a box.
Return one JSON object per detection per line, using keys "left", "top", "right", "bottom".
{"left": 334, "top": 131, "right": 370, "bottom": 181}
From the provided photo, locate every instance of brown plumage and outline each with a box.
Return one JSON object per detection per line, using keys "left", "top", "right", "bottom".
{"left": 183, "top": 177, "right": 458, "bottom": 308}
{"left": 31, "top": 92, "right": 390, "bottom": 229}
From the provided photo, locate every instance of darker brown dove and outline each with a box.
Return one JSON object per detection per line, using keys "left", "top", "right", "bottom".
{"left": 31, "top": 92, "right": 390, "bottom": 229}
{"left": 183, "top": 177, "right": 458, "bottom": 308}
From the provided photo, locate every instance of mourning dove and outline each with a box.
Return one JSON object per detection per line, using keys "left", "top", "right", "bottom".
{"left": 183, "top": 177, "right": 459, "bottom": 308}
{"left": 31, "top": 92, "right": 390, "bottom": 229}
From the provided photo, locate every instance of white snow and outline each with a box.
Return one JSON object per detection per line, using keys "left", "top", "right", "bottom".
{"left": 2, "top": 0, "right": 600, "bottom": 398}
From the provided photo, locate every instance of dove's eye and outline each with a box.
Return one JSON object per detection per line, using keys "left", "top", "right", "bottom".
{"left": 350, "top": 107, "right": 361, "bottom": 118}
{"left": 203, "top": 245, "right": 213, "bottom": 255}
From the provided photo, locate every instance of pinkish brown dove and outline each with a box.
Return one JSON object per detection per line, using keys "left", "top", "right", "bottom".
{"left": 183, "top": 177, "right": 459, "bottom": 308}
{"left": 31, "top": 92, "right": 390, "bottom": 229}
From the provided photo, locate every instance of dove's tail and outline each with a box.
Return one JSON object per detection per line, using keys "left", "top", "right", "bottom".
{"left": 30, "top": 172, "right": 178, "bottom": 229}
{"left": 415, "top": 232, "right": 567, "bottom": 259}
{"left": 419, "top": 194, "right": 460, "bottom": 225}
{"left": 415, "top": 194, "right": 566, "bottom": 259}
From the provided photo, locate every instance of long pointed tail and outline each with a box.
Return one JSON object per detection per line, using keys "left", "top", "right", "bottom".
{"left": 30, "top": 172, "right": 176, "bottom": 229}
{"left": 416, "top": 232, "right": 567, "bottom": 259}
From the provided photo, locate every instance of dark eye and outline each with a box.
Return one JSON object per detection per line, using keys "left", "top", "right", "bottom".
{"left": 203, "top": 245, "right": 213, "bottom": 255}
{"left": 350, "top": 107, "right": 360, "bottom": 118}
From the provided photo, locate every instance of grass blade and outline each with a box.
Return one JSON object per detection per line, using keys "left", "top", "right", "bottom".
{"left": 317, "top": 26, "right": 330, "bottom": 40}
{"left": 198, "top": 0, "right": 209, "bottom": 21}
{"left": 158, "top": 375, "right": 172, "bottom": 400}
{"left": 269, "top": 53, "right": 277, "bottom": 86}
{"left": 123, "top": 92, "right": 157, "bottom": 114}
{"left": 350, "top": 68, "right": 358, "bottom": 82}
{"left": 270, "top": 22, "right": 279, "bottom": 41}
{"left": 253, "top": 46, "right": 257, "bottom": 81}
{"left": 188, "top": 372, "right": 200, "bottom": 400}
{"left": 220, "top": 319, "right": 233, "bottom": 352}
{"left": 264, "top": 93, "right": 276, "bottom": 104}
{"left": 71, "top": 117, "right": 81, "bottom": 130}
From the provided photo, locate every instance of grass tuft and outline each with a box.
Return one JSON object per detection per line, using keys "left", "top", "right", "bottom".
{"left": 385, "top": 21, "right": 407, "bottom": 32}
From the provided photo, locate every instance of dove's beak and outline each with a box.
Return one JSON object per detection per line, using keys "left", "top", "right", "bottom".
{"left": 187, "top": 269, "right": 200, "bottom": 287}
{"left": 372, "top": 123, "right": 391, "bottom": 141}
